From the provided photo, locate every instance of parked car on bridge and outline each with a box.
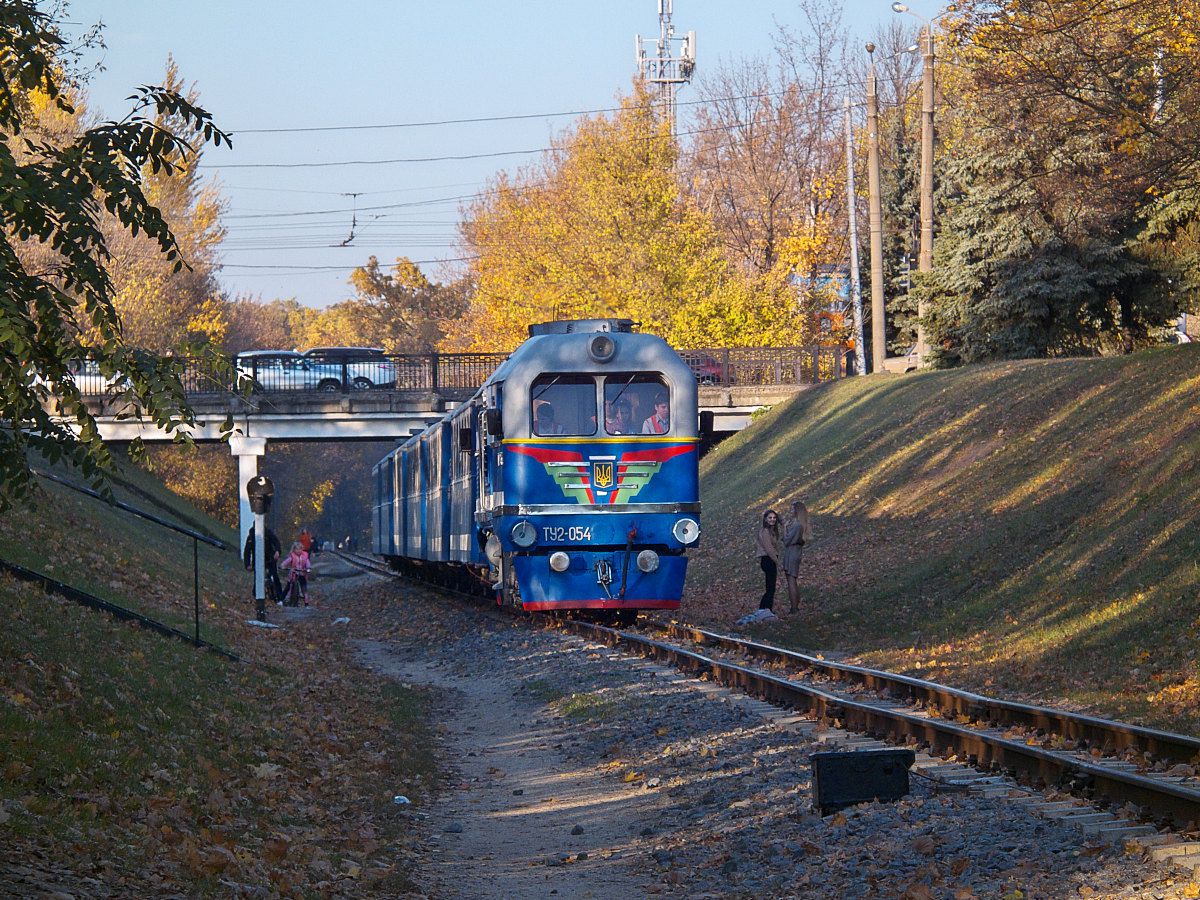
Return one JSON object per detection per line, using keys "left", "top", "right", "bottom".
{"left": 679, "top": 351, "right": 731, "bottom": 386}
{"left": 234, "top": 350, "right": 345, "bottom": 392}
{"left": 301, "top": 346, "right": 397, "bottom": 390}
{"left": 66, "top": 358, "right": 129, "bottom": 395}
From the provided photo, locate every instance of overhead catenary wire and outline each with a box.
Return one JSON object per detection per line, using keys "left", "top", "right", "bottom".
{"left": 217, "top": 256, "right": 477, "bottom": 271}
{"left": 218, "top": 179, "right": 485, "bottom": 197}
{"left": 224, "top": 81, "right": 879, "bottom": 136}
{"left": 196, "top": 72, "right": 920, "bottom": 288}
{"left": 201, "top": 104, "right": 870, "bottom": 171}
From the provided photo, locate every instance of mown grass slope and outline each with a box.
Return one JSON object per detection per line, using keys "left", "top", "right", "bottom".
{"left": 687, "top": 344, "right": 1200, "bottom": 732}
{"left": 1, "top": 462, "right": 437, "bottom": 895}
{"left": 0, "top": 462, "right": 243, "bottom": 643}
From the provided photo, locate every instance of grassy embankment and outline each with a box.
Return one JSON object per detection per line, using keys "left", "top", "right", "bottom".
{"left": 0, "top": 461, "right": 437, "bottom": 895}
{"left": 688, "top": 344, "right": 1200, "bottom": 733}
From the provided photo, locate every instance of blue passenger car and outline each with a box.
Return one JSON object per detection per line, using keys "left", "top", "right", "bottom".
{"left": 371, "top": 319, "right": 701, "bottom": 621}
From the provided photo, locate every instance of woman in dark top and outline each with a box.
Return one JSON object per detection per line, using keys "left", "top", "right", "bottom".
{"left": 754, "top": 509, "right": 782, "bottom": 611}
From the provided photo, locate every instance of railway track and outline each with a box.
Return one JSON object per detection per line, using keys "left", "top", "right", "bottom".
{"left": 335, "top": 550, "right": 1200, "bottom": 840}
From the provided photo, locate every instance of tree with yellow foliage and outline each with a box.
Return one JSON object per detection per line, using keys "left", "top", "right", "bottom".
{"left": 453, "top": 83, "right": 814, "bottom": 351}
{"left": 106, "top": 57, "right": 225, "bottom": 351}
{"left": 291, "top": 256, "right": 464, "bottom": 353}
{"left": 0, "top": 2, "right": 229, "bottom": 507}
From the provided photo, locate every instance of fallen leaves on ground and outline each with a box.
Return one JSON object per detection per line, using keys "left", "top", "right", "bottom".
{"left": 0, "top": 571, "right": 436, "bottom": 897}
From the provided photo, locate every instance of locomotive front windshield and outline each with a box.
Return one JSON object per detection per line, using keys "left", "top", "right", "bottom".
{"left": 531, "top": 374, "right": 597, "bottom": 436}
{"left": 530, "top": 373, "right": 672, "bottom": 437}
{"left": 604, "top": 374, "right": 670, "bottom": 435}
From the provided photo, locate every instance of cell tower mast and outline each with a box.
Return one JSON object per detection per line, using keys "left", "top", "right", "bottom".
{"left": 635, "top": 0, "right": 696, "bottom": 134}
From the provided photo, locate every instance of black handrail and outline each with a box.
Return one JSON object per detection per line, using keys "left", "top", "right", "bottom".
{"left": 34, "top": 470, "right": 230, "bottom": 550}
{"left": 0, "top": 555, "right": 238, "bottom": 661}
{"left": 33, "top": 469, "right": 234, "bottom": 645}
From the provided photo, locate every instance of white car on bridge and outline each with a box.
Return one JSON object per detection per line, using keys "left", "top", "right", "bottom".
{"left": 234, "top": 350, "right": 346, "bottom": 393}
{"left": 301, "top": 346, "right": 397, "bottom": 390}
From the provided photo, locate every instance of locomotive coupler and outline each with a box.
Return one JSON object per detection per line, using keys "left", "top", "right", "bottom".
{"left": 595, "top": 559, "right": 615, "bottom": 600}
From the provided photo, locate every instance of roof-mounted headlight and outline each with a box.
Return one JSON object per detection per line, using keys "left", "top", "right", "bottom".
{"left": 589, "top": 334, "right": 616, "bottom": 363}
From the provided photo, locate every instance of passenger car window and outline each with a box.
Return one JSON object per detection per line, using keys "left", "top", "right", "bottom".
{"left": 604, "top": 375, "right": 669, "bottom": 435}
{"left": 530, "top": 375, "right": 597, "bottom": 436}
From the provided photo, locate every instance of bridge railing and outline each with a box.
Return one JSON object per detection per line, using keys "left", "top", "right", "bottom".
{"left": 178, "top": 357, "right": 238, "bottom": 395}
{"left": 71, "top": 345, "right": 847, "bottom": 399}
{"left": 678, "top": 346, "right": 848, "bottom": 387}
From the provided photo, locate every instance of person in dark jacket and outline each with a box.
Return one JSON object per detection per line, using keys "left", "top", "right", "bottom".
{"left": 243, "top": 525, "right": 284, "bottom": 605}
{"left": 754, "top": 509, "right": 782, "bottom": 611}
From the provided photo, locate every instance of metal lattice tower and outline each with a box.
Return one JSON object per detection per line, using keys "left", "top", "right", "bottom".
{"left": 635, "top": 0, "right": 696, "bottom": 134}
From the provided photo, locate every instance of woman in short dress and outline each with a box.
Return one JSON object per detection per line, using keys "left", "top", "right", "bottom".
{"left": 781, "top": 500, "right": 812, "bottom": 613}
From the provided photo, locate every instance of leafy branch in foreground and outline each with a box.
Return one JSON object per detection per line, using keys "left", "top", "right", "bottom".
{"left": 0, "top": 1, "right": 232, "bottom": 508}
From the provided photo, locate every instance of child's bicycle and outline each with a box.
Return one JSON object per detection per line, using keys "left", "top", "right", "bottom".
{"left": 281, "top": 567, "right": 309, "bottom": 607}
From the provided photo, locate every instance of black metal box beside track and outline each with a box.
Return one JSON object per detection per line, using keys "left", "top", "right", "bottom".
{"left": 811, "top": 748, "right": 916, "bottom": 814}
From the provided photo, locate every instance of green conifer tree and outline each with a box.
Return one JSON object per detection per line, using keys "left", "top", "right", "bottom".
{"left": 914, "top": 139, "right": 1173, "bottom": 365}
{"left": 881, "top": 111, "right": 919, "bottom": 353}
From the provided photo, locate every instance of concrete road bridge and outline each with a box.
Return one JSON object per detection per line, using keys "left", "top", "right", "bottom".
{"left": 74, "top": 346, "right": 849, "bottom": 543}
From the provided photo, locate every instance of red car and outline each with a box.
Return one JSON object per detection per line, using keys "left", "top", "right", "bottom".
{"left": 685, "top": 352, "right": 728, "bottom": 385}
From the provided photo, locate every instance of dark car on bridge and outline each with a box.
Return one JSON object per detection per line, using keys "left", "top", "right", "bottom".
{"left": 302, "top": 347, "right": 397, "bottom": 390}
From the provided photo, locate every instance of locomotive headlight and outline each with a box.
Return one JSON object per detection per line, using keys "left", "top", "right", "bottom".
{"left": 511, "top": 521, "right": 537, "bottom": 548}
{"left": 588, "top": 334, "right": 616, "bottom": 363}
{"left": 549, "top": 551, "right": 571, "bottom": 572}
{"left": 636, "top": 549, "right": 659, "bottom": 573}
{"left": 672, "top": 518, "right": 700, "bottom": 545}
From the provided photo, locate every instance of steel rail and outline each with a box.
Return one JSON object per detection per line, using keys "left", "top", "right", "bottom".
{"left": 335, "top": 551, "right": 1200, "bottom": 827}
{"left": 559, "top": 620, "right": 1200, "bottom": 829}
{"left": 656, "top": 624, "right": 1200, "bottom": 766}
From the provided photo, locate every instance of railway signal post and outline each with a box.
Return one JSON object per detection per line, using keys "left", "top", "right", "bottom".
{"left": 247, "top": 475, "right": 275, "bottom": 622}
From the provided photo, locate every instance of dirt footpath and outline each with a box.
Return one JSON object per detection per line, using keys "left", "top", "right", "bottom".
{"left": 357, "top": 640, "right": 662, "bottom": 899}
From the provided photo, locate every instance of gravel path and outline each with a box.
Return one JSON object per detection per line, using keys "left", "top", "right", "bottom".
{"left": 335, "top": 569, "right": 1198, "bottom": 899}
{"left": 356, "top": 641, "right": 661, "bottom": 899}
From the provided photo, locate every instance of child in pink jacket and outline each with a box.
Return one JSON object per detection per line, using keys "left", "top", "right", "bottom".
{"left": 280, "top": 541, "right": 311, "bottom": 606}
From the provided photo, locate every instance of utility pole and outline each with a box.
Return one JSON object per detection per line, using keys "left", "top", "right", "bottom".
{"left": 866, "top": 45, "right": 887, "bottom": 375}
{"left": 636, "top": 0, "right": 696, "bottom": 135}
{"left": 844, "top": 94, "right": 866, "bottom": 377}
{"left": 916, "top": 23, "right": 935, "bottom": 360}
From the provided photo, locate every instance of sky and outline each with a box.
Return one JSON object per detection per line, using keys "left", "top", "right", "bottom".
{"left": 68, "top": 0, "right": 942, "bottom": 308}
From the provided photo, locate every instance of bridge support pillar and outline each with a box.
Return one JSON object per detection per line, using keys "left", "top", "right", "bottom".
{"left": 230, "top": 436, "right": 267, "bottom": 553}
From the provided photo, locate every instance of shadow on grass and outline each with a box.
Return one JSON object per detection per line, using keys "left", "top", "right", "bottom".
{"left": 690, "top": 345, "right": 1200, "bottom": 730}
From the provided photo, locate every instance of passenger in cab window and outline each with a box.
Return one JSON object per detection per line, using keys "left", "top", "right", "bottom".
{"left": 642, "top": 395, "right": 670, "bottom": 434}
{"left": 606, "top": 399, "right": 633, "bottom": 434}
{"left": 534, "top": 401, "right": 566, "bottom": 435}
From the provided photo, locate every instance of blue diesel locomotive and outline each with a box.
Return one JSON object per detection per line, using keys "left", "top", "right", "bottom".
{"left": 370, "top": 319, "right": 701, "bottom": 622}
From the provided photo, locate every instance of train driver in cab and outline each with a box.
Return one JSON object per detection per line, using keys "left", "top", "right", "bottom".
{"left": 535, "top": 401, "right": 566, "bottom": 435}
{"left": 641, "top": 394, "right": 670, "bottom": 434}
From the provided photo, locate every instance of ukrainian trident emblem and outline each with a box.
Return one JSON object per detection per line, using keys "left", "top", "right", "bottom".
{"left": 592, "top": 460, "right": 614, "bottom": 489}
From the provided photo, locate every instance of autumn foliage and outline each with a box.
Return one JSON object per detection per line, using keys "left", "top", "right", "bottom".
{"left": 452, "top": 84, "right": 819, "bottom": 351}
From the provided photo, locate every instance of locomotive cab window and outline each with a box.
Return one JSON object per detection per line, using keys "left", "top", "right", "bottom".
{"left": 604, "top": 374, "right": 670, "bottom": 435}
{"left": 531, "top": 374, "right": 597, "bottom": 436}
